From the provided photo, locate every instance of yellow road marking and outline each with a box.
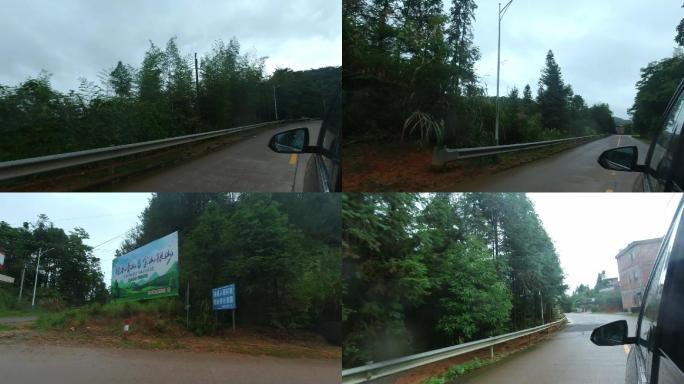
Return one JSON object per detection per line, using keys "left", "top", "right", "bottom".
{"left": 623, "top": 344, "right": 631, "bottom": 354}
{"left": 289, "top": 153, "right": 297, "bottom": 165}
{"left": 617, "top": 135, "right": 622, "bottom": 147}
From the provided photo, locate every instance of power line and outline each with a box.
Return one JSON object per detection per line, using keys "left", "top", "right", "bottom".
{"left": 91, "top": 228, "right": 136, "bottom": 250}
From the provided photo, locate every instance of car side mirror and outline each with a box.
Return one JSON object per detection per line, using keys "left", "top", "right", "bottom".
{"left": 590, "top": 320, "right": 635, "bottom": 346}
{"left": 268, "top": 128, "right": 312, "bottom": 153}
{"left": 598, "top": 146, "right": 640, "bottom": 172}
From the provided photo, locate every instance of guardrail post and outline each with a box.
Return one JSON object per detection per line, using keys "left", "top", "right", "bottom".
{"left": 490, "top": 346, "right": 494, "bottom": 360}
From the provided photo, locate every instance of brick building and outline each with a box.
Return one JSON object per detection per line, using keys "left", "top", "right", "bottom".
{"left": 615, "top": 237, "right": 662, "bottom": 312}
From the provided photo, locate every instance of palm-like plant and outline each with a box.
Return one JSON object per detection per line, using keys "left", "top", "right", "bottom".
{"left": 402, "top": 110, "right": 444, "bottom": 147}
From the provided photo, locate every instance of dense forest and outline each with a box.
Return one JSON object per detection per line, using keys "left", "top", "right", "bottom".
{"left": 629, "top": 3, "right": 684, "bottom": 138}
{"left": 0, "top": 37, "right": 340, "bottom": 161}
{"left": 343, "top": 0, "right": 616, "bottom": 148}
{"left": 342, "top": 193, "right": 566, "bottom": 367}
{"left": 0, "top": 217, "right": 108, "bottom": 308}
{"left": 115, "top": 193, "right": 341, "bottom": 339}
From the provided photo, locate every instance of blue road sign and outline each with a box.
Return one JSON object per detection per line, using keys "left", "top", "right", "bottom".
{"left": 212, "top": 284, "right": 236, "bottom": 310}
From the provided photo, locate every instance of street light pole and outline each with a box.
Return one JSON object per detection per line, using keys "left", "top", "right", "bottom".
{"left": 273, "top": 85, "right": 279, "bottom": 121}
{"left": 495, "top": 0, "right": 514, "bottom": 146}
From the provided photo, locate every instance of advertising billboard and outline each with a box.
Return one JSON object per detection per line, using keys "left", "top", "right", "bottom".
{"left": 111, "top": 231, "right": 179, "bottom": 302}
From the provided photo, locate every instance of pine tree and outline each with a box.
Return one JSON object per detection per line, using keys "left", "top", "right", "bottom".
{"left": 109, "top": 61, "right": 133, "bottom": 98}
{"left": 137, "top": 41, "right": 165, "bottom": 103}
{"left": 537, "top": 50, "right": 569, "bottom": 133}
{"left": 446, "top": 0, "right": 480, "bottom": 96}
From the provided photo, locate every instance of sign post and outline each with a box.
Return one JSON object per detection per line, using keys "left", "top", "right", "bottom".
{"left": 212, "top": 284, "right": 236, "bottom": 331}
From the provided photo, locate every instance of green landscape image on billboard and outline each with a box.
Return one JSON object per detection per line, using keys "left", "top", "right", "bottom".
{"left": 111, "top": 231, "right": 179, "bottom": 301}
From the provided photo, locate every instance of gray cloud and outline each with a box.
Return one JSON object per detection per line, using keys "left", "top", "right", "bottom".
{"left": 0, "top": 0, "right": 341, "bottom": 93}
{"left": 471, "top": 0, "right": 681, "bottom": 118}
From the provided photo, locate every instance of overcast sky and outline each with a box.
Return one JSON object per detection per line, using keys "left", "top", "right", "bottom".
{"left": 0, "top": 0, "right": 341, "bottom": 93}
{"left": 529, "top": 193, "right": 681, "bottom": 293}
{"left": 0, "top": 193, "right": 151, "bottom": 286}
{"left": 471, "top": 0, "right": 682, "bottom": 119}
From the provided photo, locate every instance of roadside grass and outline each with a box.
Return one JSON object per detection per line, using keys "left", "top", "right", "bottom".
{"left": 35, "top": 297, "right": 181, "bottom": 332}
{"left": 421, "top": 353, "right": 515, "bottom": 384}
{"left": 0, "top": 323, "right": 16, "bottom": 331}
{"left": 0, "top": 309, "right": 44, "bottom": 318}
{"left": 25, "top": 297, "right": 340, "bottom": 359}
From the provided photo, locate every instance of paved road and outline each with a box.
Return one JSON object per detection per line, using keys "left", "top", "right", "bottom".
{"left": 111, "top": 121, "right": 321, "bottom": 192}
{"left": 460, "top": 312, "right": 637, "bottom": 384}
{"left": 0, "top": 316, "right": 38, "bottom": 324}
{"left": 451, "top": 135, "right": 650, "bottom": 192}
{"left": 0, "top": 343, "right": 339, "bottom": 384}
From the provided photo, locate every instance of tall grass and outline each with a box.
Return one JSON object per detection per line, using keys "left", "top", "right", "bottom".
{"left": 35, "top": 297, "right": 183, "bottom": 331}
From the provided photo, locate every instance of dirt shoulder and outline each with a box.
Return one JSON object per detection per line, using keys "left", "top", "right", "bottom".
{"left": 0, "top": 322, "right": 339, "bottom": 360}
{"left": 343, "top": 140, "right": 593, "bottom": 192}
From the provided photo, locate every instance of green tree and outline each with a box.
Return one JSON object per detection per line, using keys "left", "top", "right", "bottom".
{"left": 630, "top": 52, "right": 684, "bottom": 138}
{"left": 676, "top": 2, "right": 684, "bottom": 46}
{"left": 138, "top": 42, "right": 165, "bottom": 103}
{"left": 109, "top": 61, "right": 134, "bottom": 98}
{"left": 446, "top": 0, "right": 480, "bottom": 96}
{"left": 537, "top": 50, "right": 569, "bottom": 133}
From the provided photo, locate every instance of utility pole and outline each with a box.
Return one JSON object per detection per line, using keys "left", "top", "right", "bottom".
{"left": 273, "top": 85, "right": 279, "bottom": 121}
{"left": 540, "top": 290, "right": 544, "bottom": 325}
{"left": 17, "top": 266, "right": 25, "bottom": 303}
{"left": 495, "top": 1, "right": 514, "bottom": 145}
{"left": 185, "top": 281, "right": 190, "bottom": 328}
{"left": 31, "top": 249, "right": 42, "bottom": 308}
{"left": 194, "top": 53, "right": 200, "bottom": 98}
{"left": 30, "top": 248, "right": 53, "bottom": 309}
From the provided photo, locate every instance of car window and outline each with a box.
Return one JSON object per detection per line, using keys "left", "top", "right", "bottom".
{"left": 647, "top": 90, "right": 684, "bottom": 191}
{"left": 637, "top": 206, "right": 682, "bottom": 380}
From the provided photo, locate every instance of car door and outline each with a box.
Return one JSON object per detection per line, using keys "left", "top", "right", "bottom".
{"left": 654, "top": 205, "right": 684, "bottom": 384}
{"left": 304, "top": 90, "right": 340, "bottom": 192}
{"left": 641, "top": 81, "right": 684, "bottom": 192}
{"left": 631, "top": 201, "right": 683, "bottom": 383}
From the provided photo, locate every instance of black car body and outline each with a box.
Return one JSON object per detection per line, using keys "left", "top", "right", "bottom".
{"left": 591, "top": 199, "right": 684, "bottom": 383}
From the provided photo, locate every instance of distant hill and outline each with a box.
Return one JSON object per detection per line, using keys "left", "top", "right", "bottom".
{"left": 613, "top": 117, "right": 631, "bottom": 127}
{"left": 271, "top": 66, "right": 341, "bottom": 119}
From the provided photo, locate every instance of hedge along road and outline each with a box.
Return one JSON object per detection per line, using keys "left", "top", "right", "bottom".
{"left": 448, "top": 135, "right": 650, "bottom": 192}
{"left": 109, "top": 120, "right": 322, "bottom": 192}
{"left": 458, "top": 312, "right": 637, "bottom": 384}
{"left": 0, "top": 343, "right": 338, "bottom": 384}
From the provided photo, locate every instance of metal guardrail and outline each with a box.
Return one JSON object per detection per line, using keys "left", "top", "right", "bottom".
{"left": 341, "top": 317, "right": 567, "bottom": 384}
{"left": 0, "top": 119, "right": 309, "bottom": 181}
{"left": 432, "top": 135, "right": 609, "bottom": 166}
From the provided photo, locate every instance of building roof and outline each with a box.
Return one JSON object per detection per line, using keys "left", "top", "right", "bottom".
{"left": 615, "top": 237, "right": 662, "bottom": 260}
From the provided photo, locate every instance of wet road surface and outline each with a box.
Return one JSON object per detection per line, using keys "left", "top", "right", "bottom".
{"left": 451, "top": 135, "right": 650, "bottom": 192}
{"left": 111, "top": 120, "right": 321, "bottom": 192}
{"left": 0, "top": 343, "right": 339, "bottom": 384}
{"left": 460, "top": 312, "right": 637, "bottom": 384}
